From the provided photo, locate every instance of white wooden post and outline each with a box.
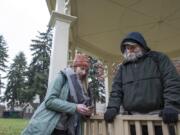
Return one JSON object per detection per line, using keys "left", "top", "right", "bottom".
{"left": 48, "top": 0, "right": 77, "bottom": 84}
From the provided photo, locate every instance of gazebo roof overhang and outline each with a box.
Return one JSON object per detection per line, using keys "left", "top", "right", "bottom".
{"left": 46, "top": 0, "right": 180, "bottom": 60}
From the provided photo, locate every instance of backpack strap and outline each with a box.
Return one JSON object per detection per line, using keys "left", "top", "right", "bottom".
{"left": 60, "top": 71, "right": 67, "bottom": 84}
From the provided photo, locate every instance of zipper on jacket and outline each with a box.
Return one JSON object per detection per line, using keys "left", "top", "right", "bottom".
{"left": 131, "top": 62, "right": 137, "bottom": 81}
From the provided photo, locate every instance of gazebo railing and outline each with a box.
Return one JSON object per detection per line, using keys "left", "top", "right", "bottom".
{"left": 83, "top": 115, "right": 180, "bottom": 135}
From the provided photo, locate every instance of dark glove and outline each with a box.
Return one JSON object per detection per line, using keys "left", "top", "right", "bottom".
{"left": 104, "top": 108, "right": 118, "bottom": 123}
{"left": 159, "top": 107, "right": 178, "bottom": 124}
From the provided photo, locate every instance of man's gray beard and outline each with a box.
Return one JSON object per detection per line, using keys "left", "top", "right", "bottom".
{"left": 123, "top": 49, "right": 144, "bottom": 62}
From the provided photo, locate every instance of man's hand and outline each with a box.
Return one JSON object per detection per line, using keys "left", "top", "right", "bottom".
{"left": 76, "top": 104, "right": 92, "bottom": 116}
{"left": 104, "top": 108, "right": 118, "bottom": 123}
{"left": 159, "top": 107, "right": 178, "bottom": 124}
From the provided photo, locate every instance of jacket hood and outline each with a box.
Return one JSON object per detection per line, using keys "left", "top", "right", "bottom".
{"left": 120, "top": 32, "right": 151, "bottom": 53}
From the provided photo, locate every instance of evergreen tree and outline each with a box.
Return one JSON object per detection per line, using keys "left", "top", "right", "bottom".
{"left": 0, "top": 35, "right": 8, "bottom": 90}
{"left": 28, "top": 27, "right": 52, "bottom": 102}
{"left": 3, "top": 52, "right": 27, "bottom": 110}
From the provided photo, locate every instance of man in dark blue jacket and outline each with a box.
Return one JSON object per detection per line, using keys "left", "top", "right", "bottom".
{"left": 104, "top": 32, "right": 180, "bottom": 134}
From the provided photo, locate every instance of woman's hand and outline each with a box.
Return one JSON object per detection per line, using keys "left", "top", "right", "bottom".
{"left": 76, "top": 104, "right": 92, "bottom": 116}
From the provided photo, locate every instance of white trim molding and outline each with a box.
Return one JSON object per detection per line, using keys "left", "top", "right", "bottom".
{"left": 48, "top": 11, "right": 77, "bottom": 27}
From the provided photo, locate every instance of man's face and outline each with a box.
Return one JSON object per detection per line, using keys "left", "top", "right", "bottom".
{"left": 123, "top": 43, "right": 144, "bottom": 61}
{"left": 75, "top": 66, "right": 88, "bottom": 80}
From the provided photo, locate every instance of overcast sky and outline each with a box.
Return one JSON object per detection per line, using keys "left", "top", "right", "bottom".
{"left": 0, "top": 0, "right": 50, "bottom": 64}
{"left": 0, "top": 0, "right": 50, "bottom": 95}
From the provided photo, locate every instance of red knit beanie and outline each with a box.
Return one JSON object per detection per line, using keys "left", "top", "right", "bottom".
{"left": 73, "top": 54, "right": 89, "bottom": 68}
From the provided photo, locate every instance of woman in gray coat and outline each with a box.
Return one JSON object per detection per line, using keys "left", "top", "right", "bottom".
{"left": 21, "top": 53, "right": 92, "bottom": 135}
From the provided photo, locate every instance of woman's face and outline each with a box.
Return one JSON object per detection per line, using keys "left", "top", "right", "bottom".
{"left": 75, "top": 66, "right": 88, "bottom": 80}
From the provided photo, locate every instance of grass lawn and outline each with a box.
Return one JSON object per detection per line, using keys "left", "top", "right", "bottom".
{"left": 0, "top": 118, "right": 28, "bottom": 135}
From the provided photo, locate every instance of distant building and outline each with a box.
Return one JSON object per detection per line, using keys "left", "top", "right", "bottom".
{"left": 5, "top": 101, "right": 39, "bottom": 118}
{"left": 0, "top": 104, "right": 5, "bottom": 117}
{"left": 22, "top": 102, "right": 39, "bottom": 119}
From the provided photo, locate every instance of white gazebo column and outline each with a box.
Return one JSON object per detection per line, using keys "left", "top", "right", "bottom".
{"left": 48, "top": 0, "right": 77, "bottom": 84}
{"left": 104, "top": 60, "right": 120, "bottom": 105}
{"left": 104, "top": 64, "right": 110, "bottom": 106}
{"left": 105, "top": 62, "right": 113, "bottom": 105}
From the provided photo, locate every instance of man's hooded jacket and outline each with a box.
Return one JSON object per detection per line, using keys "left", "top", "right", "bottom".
{"left": 108, "top": 32, "right": 180, "bottom": 113}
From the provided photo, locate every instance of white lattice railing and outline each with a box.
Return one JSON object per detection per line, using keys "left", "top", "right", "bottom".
{"left": 83, "top": 115, "right": 180, "bottom": 135}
